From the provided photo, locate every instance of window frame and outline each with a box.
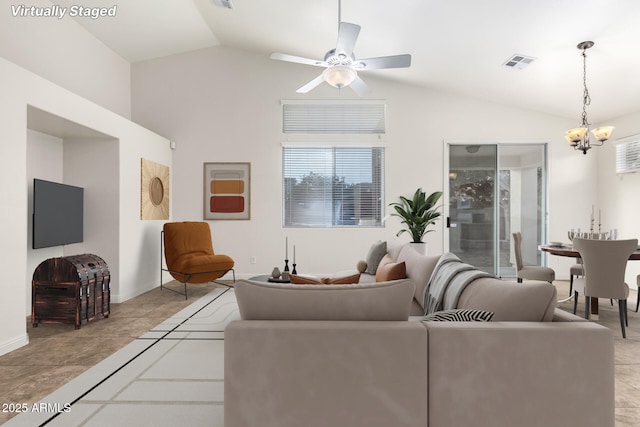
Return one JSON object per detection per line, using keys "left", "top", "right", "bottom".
{"left": 282, "top": 146, "right": 385, "bottom": 228}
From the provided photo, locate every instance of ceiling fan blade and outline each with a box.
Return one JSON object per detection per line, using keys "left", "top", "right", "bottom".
{"left": 335, "top": 22, "right": 361, "bottom": 56}
{"left": 354, "top": 54, "right": 412, "bottom": 70}
{"left": 349, "top": 76, "right": 370, "bottom": 96}
{"left": 270, "top": 52, "right": 327, "bottom": 67}
{"left": 296, "top": 74, "right": 326, "bottom": 93}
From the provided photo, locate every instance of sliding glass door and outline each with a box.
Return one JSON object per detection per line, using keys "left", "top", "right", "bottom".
{"left": 445, "top": 143, "right": 548, "bottom": 277}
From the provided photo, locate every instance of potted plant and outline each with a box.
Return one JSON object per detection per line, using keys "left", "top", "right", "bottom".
{"left": 389, "top": 188, "right": 443, "bottom": 255}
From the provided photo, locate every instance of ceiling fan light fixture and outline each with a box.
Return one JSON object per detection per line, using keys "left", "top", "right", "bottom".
{"left": 322, "top": 65, "right": 357, "bottom": 88}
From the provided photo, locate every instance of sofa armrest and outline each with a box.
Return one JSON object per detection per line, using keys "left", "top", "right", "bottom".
{"left": 224, "top": 320, "right": 428, "bottom": 427}
{"left": 423, "top": 321, "right": 614, "bottom": 427}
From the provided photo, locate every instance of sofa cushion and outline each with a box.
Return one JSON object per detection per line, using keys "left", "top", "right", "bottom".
{"left": 396, "top": 244, "right": 440, "bottom": 309}
{"left": 423, "top": 308, "right": 494, "bottom": 322}
{"left": 364, "top": 240, "right": 387, "bottom": 275}
{"left": 376, "top": 259, "right": 407, "bottom": 282}
{"left": 457, "top": 277, "right": 557, "bottom": 321}
{"left": 386, "top": 240, "right": 407, "bottom": 261}
{"left": 234, "top": 279, "right": 415, "bottom": 321}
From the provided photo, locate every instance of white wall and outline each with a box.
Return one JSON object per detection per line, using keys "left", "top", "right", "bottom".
{"left": 131, "top": 46, "right": 594, "bottom": 277}
{"left": 0, "top": 0, "right": 131, "bottom": 118}
{"left": 0, "top": 57, "right": 172, "bottom": 357}
{"left": 598, "top": 111, "right": 640, "bottom": 286}
{"left": 26, "top": 130, "right": 65, "bottom": 313}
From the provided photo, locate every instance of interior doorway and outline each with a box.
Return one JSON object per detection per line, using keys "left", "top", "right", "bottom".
{"left": 444, "top": 143, "right": 548, "bottom": 277}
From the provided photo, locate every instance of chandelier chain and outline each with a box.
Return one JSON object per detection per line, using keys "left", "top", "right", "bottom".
{"left": 581, "top": 48, "right": 591, "bottom": 127}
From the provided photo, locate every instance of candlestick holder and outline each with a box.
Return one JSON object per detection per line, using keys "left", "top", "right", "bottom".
{"left": 292, "top": 263, "right": 297, "bottom": 275}
{"left": 282, "top": 259, "right": 290, "bottom": 281}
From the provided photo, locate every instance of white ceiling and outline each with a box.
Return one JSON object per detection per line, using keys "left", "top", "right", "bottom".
{"left": 56, "top": 0, "right": 640, "bottom": 122}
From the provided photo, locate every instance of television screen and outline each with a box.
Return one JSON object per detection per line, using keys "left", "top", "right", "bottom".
{"left": 33, "top": 179, "right": 84, "bottom": 249}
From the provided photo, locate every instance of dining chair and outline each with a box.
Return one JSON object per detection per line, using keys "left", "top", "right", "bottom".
{"left": 572, "top": 237, "right": 637, "bottom": 338}
{"left": 512, "top": 232, "right": 555, "bottom": 283}
{"left": 569, "top": 262, "right": 584, "bottom": 296}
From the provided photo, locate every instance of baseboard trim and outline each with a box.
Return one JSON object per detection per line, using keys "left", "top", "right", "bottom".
{"left": 0, "top": 333, "right": 29, "bottom": 357}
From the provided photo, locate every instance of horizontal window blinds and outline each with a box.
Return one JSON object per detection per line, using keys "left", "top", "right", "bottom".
{"left": 283, "top": 147, "right": 385, "bottom": 227}
{"left": 616, "top": 138, "right": 640, "bottom": 174}
{"left": 282, "top": 101, "right": 386, "bottom": 134}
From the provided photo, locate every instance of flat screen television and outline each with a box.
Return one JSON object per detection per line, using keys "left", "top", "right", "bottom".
{"left": 33, "top": 178, "right": 84, "bottom": 249}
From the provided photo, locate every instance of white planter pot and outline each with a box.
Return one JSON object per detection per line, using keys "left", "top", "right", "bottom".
{"left": 410, "top": 242, "right": 428, "bottom": 255}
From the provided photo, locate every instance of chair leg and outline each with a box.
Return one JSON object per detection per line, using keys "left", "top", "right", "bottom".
{"left": 569, "top": 275, "right": 573, "bottom": 296}
{"left": 573, "top": 291, "right": 579, "bottom": 315}
{"left": 619, "top": 299, "right": 627, "bottom": 339}
{"left": 584, "top": 296, "right": 591, "bottom": 320}
{"left": 636, "top": 290, "right": 639, "bottom": 313}
{"left": 625, "top": 299, "right": 629, "bottom": 327}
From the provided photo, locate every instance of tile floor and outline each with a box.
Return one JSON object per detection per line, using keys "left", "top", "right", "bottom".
{"left": 3, "top": 284, "right": 237, "bottom": 426}
{"left": 1, "top": 280, "right": 639, "bottom": 426}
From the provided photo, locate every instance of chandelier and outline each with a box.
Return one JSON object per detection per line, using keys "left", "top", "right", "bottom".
{"left": 564, "top": 41, "right": 614, "bottom": 155}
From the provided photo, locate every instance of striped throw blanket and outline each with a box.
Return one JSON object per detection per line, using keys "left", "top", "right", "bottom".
{"left": 423, "top": 253, "right": 494, "bottom": 315}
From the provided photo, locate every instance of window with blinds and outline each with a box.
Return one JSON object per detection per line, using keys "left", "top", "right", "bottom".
{"left": 283, "top": 147, "right": 385, "bottom": 227}
{"left": 282, "top": 101, "right": 385, "bottom": 134}
{"left": 616, "top": 137, "right": 640, "bottom": 174}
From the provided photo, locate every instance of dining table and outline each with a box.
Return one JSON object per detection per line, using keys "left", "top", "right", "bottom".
{"left": 540, "top": 243, "right": 640, "bottom": 315}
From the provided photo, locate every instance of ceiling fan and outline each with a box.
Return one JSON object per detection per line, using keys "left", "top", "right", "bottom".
{"left": 270, "top": 3, "right": 411, "bottom": 96}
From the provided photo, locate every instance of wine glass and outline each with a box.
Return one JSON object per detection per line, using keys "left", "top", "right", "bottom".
{"left": 568, "top": 229, "right": 576, "bottom": 242}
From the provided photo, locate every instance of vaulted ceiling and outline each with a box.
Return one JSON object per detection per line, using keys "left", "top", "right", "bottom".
{"left": 57, "top": 0, "right": 640, "bottom": 122}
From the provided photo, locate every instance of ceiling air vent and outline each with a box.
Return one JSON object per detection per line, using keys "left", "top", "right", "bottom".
{"left": 503, "top": 54, "right": 536, "bottom": 70}
{"left": 211, "top": 0, "right": 233, "bottom": 9}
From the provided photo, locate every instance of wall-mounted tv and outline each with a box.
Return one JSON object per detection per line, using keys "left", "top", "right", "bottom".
{"left": 33, "top": 179, "right": 84, "bottom": 249}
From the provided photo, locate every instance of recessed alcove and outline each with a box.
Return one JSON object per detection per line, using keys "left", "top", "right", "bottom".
{"left": 26, "top": 105, "right": 119, "bottom": 317}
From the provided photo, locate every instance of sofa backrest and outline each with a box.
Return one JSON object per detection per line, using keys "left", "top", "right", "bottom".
{"left": 456, "top": 277, "right": 557, "bottom": 321}
{"left": 234, "top": 279, "right": 415, "bottom": 321}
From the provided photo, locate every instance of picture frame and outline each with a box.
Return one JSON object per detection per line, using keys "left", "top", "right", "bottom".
{"left": 203, "top": 162, "right": 251, "bottom": 220}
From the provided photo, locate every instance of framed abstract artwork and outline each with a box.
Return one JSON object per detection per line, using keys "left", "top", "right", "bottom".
{"left": 203, "top": 162, "right": 251, "bottom": 220}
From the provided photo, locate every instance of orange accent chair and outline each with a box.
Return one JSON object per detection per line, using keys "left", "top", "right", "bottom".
{"left": 161, "top": 221, "right": 235, "bottom": 298}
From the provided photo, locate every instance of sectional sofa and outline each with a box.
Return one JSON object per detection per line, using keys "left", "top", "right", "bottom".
{"left": 224, "top": 242, "right": 614, "bottom": 427}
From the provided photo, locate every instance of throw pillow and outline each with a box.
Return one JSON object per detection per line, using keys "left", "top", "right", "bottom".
{"left": 289, "top": 274, "right": 324, "bottom": 285}
{"left": 324, "top": 273, "right": 361, "bottom": 284}
{"left": 422, "top": 309, "right": 494, "bottom": 322}
{"left": 376, "top": 260, "right": 407, "bottom": 282}
{"left": 364, "top": 240, "right": 387, "bottom": 275}
{"left": 356, "top": 259, "right": 368, "bottom": 273}
{"left": 290, "top": 273, "right": 361, "bottom": 285}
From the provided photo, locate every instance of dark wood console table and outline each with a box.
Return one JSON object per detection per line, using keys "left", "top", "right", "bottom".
{"left": 32, "top": 254, "right": 110, "bottom": 329}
